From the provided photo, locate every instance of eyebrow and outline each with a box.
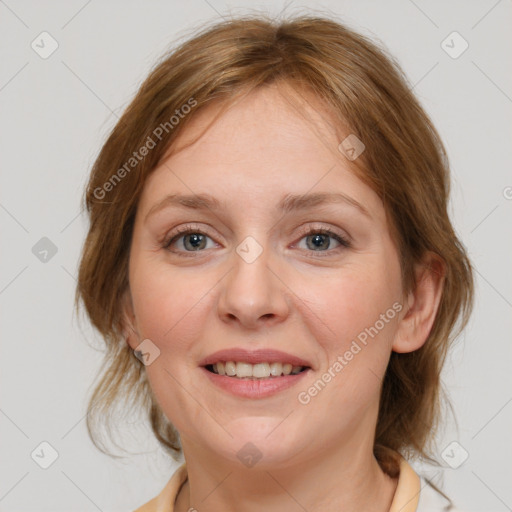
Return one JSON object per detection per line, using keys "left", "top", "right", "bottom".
{"left": 144, "top": 191, "right": 371, "bottom": 223}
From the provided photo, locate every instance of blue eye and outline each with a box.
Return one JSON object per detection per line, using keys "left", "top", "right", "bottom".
{"left": 162, "top": 225, "right": 351, "bottom": 256}
{"left": 163, "top": 228, "right": 215, "bottom": 252}
{"left": 296, "top": 229, "right": 350, "bottom": 252}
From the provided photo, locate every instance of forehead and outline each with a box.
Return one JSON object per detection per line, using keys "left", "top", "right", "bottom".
{"left": 137, "top": 84, "right": 382, "bottom": 222}
{"left": 168, "top": 83, "right": 345, "bottom": 159}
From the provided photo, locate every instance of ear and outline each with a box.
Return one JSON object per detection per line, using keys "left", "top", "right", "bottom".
{"left": 119, "top": 289, "right": 140, "bottom": 351}
{"left": 393, "top": 252, "right": 445, "bottom": 353}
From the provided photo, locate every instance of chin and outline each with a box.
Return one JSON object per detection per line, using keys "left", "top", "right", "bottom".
{"left": 217, "top": 417, "right": 305, "bottom": 468}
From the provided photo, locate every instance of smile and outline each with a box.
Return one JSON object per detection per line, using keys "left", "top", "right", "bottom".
{"left": 206, "top": 361, "right": 308, "bottom": 379}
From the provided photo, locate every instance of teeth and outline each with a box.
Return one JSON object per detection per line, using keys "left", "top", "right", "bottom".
{"left": 225, "top": 361, "right": 236, "bottom": 376}
{"left": 211, "top": 361, "right": 305, "bottom": 379}
{"left": 216, "top": 361, "right": 226, "bottom": 376}
{"left": 270, "top": 362, "right": 282, "bottom": 376}
{"left": 252, "top": 363, "right": 270, "bottom": 378}
{"left": 236, "top": 362, "right": 253, "bottom": 378}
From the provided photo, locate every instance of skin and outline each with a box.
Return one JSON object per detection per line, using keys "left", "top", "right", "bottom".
{"left": 123, "top": 82, "right": 444, "bottom": 512}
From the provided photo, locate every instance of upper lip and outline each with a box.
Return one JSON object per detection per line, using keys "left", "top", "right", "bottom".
{"left": 199, "top": 348, "right": 313, "bottom": 369}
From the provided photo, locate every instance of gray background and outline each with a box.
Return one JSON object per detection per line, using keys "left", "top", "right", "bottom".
{"left": 1, "top": 1, "right": 511, "bottom": 511}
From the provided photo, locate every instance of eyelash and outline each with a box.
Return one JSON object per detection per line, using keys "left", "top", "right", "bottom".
{"left": 161, "top": 224, "right": 351, "bottom": 257}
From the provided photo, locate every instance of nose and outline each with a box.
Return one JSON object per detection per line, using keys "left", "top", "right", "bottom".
{"left": 217, "top": 244, "right": 291, "bottom": 330}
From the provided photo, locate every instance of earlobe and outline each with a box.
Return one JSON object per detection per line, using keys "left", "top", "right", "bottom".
{"left": 392, "top": 252, "right": 445, "bottom": 354}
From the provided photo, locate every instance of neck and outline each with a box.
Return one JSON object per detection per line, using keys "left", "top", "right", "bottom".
{"left": 174, "top": 437, "right": 398, "bottom": 512}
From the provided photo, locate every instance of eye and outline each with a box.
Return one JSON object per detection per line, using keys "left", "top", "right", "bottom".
{"left": 294, "top": 227, "right": 351, "bottom": 255}
{"left": 162, "top": 224, "right": 351, "bottom": 257}
{"left": 162, "top": 225, "right": 217, "bottom": 254}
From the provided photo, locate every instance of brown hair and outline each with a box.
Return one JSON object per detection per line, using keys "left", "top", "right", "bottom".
{"left": 75, "top": 12, "right": 474, "bottom": 475}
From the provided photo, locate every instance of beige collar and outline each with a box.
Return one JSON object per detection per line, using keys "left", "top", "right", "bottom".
{"left": 134, "top": 455, "right": 421, "bottom": 512}
{"left": 389, "top": 456, "right": 421, "bottom": 512}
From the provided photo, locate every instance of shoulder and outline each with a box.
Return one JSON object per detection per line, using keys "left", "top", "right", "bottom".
{"left": 417, "top": 476, "right": 465, "bottom": 512}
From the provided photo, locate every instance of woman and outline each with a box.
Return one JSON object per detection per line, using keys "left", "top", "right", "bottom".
{"left": 76, "top": 13, "right": 473, "bottom": 512}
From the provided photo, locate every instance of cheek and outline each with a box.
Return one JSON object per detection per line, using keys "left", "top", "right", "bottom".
{"left": 313, "top": 263, "right": 401, "bottom": 344}
{"left": 303, "top": 252, "right": 402, "bottom": 392}
{"left": 130, "top": 258, "right": 209, "bottom": 339}
{"left": 129, "top": 264, "right": 216, "bottom": 427}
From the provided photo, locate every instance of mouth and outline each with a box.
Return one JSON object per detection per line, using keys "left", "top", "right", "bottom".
{"left": 198, "top": 348, "right": 313, "bottom": 398}
{"left": 204, "top": 361, "right": 310, "bottom": 379}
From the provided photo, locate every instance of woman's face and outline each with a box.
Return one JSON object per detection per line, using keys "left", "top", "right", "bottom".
{"left": 125, "top": 84, "right": 406, "bottom": 468}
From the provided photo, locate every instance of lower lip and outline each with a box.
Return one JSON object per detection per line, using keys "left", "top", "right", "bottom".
{"left": 200, "top": 366, "right": 311, "bottom": 399}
